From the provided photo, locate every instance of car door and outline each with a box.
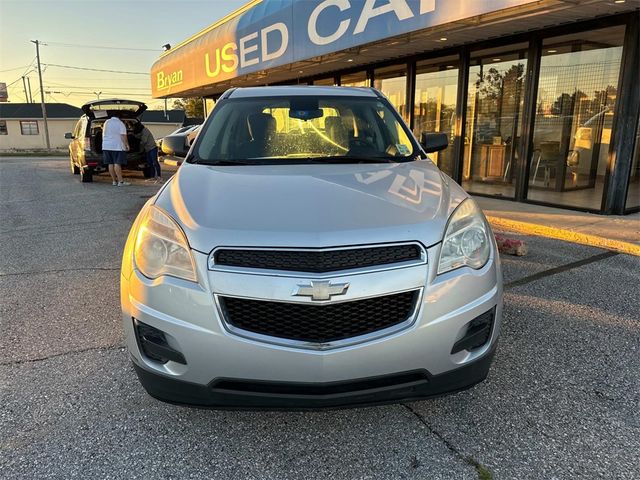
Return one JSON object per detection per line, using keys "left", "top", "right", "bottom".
{"left": 69, "top": 119, "right": 82, "bottom": 163}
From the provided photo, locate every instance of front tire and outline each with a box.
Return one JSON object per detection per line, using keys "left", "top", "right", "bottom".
{"left": 80, "top": 167, "right": 93, "bottom": 183}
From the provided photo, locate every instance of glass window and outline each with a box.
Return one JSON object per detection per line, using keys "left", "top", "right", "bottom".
{"left": 463, "top": 45, "right": 529, "bottom": 198}
{"left": 626, "top": 119, "right": 640, "bottom": 210}
{"left": 20, "top": 120, "right": 39, "bottom": 135}
{"left": 0, "top": 120, "right": 7, "bottom": 135}
{"left": 196, "top": 96, "right": 415, "bottom": 164}
{"left": 527, "top": 26, "right": 625, "bottom": 210}
{"left": 73, "top": 120, "right": 83, "bottom": 138}
{"left": 340, "top": 71, "right": 369, "bottom": 87}
{"left": 414, "top": 56, "right": 459, "bottom": 176}
{"left": 313, "top": 77, "right": 336, "bottom": 86}
{"left": 374, "top": 64, "right": 408, "bottom": 122}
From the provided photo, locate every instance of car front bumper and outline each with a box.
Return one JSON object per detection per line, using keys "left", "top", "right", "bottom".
{"left": 121, "top": 242, "right": 502, "bottom": 409}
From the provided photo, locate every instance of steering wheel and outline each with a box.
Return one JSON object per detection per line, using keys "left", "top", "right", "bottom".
{"left": 350, "top": 138, "right": 369, "bottom": 149}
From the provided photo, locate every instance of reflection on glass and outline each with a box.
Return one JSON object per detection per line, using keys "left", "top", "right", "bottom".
{"left": 374, "top": 64, "right": 408, "bottom": 122}
{"left": 463, "top": 47, "right": 528, "bottom": 197}
{"left": 313, "top": 77, "right": 336, "bottom": 86}
{"left": 341, "top": 71, "right": 369, "bottom": 87}
{"left": 626, "top": 120, "right": 640, "bottom": 210}
{"left": 528, "top": 26, "right": 625, "bottom": 210}
{"left": 413, "top": 58, "right": 458, "bottom": 176}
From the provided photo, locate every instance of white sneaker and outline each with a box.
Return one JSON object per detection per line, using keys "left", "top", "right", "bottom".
{"left": 112, "top": 181, "right": 118, "bottom": 186}
{"left": 117, "top": 181, "right": 131, "bottom": 187}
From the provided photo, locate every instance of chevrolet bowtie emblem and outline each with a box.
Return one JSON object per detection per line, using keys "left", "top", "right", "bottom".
{"left": 293, "top": 281, "right": 350, "bottom": 301}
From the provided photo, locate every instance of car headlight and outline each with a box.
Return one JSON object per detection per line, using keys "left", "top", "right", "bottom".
{"left": 438, "top": 199, "right": 491, "bottom": 275}
{"left": 134, "top": 206, "right": 197, "bottom": 282}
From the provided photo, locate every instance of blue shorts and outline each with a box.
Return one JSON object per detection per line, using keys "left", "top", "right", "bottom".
{"left": 103, "top": 150, "right": 127, "bottom": 165}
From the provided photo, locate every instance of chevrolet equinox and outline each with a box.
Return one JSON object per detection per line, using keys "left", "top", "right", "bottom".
{"left": 121, "top": 86, "right": 503, "bottom": 409}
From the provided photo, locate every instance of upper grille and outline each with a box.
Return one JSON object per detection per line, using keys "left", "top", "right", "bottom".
{"left": 213, "top": 244, "right": 422, "bottom": 273}
{"left": 219, "top": 290, "right": 419, "bottom": 344}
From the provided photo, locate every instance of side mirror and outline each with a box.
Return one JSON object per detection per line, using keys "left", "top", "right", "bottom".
{"left": 421, "top": 132, "right": 448, "bottom": 154}
{"left": 161, "top": 135, "right": 189, "bottom": 157}
{"left": 64, "top": 132, "right": 74, "bottom": 139}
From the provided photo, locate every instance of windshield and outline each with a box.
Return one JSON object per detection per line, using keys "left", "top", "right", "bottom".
{"left": 195, "top": 96, "right": 416, "bottom": 164}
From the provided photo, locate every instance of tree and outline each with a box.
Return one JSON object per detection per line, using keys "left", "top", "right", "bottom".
{"left": 172, "top": 98, "right": 204, "bottom": 118}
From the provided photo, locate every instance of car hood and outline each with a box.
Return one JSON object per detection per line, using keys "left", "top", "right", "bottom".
{"left": 154, "top": 160, "right": 468, "bottom": 253}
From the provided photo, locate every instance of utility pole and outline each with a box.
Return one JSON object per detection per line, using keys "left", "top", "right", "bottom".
{"left": 26, "top": 76, "right": 33, "bottom": 103}
{"left": 21, "top": 76, "right": 29, "bottom": 102}
{"left": 31, "top": 39, "right": 50, "bottom": 150}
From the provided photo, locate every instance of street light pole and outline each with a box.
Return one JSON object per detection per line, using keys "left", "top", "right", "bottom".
{"left": 93, "top": 91, "right": 102, "bottom": 100}
{"left": 30, "top": 39, "right": 50, "bottom": 150}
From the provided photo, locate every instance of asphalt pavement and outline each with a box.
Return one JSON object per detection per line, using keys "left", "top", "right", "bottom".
{"left": 1, "top": 157, "right": 639, "bottom": 479}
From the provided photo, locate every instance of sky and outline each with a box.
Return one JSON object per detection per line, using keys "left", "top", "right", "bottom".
{"left": 0, "top": 0, "right": 248, "bottom": 109}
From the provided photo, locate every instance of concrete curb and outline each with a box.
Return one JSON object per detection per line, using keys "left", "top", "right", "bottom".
{"left": 487, "top": 216, "right": 640, "bottom": 257}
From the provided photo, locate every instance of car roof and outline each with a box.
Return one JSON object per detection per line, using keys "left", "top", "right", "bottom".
{"left": 227, "top": 86, "right": 379, "bottom": 99}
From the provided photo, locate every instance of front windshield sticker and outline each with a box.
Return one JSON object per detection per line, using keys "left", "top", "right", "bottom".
{"left": 396, "top": 144, "right": 410, "bottom": 155}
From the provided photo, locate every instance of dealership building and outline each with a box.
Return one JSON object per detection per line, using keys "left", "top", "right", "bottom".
{"left": 151, "top": 0, "right": 640, "bottom": 214}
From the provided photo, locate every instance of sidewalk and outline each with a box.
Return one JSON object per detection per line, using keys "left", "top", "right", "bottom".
{"left": 475, "top": 196, "right": 640, "bottom": 256}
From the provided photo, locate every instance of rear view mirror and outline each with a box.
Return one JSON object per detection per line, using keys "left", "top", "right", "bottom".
{"left": 162, "top": 135, "right": 189, "bottom": 157}
{"left": 64, "top": 132, "right": 74, "bottom": 139}
{"left": 289, "top": 109, "right": 323, "bottom": 121}
{"left": 421, "top": 132, "right": 449, "bottom": 154}
{"left": 289, "top": 98, "right": 322, "bottom": 121}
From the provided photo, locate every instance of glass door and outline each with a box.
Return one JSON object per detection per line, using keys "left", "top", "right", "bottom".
{"left": 413, "top": 56, "right": 459, "bottom": 177}
{"left": 527, "top": 26, "right": 626, "bottom": 210}
{"left": 374, "top": 64, "right": 408, "bottom": 122}
{"left": 463, "top": 45, "right": 528, "bottom": 198}
{"left": 340, "top": 71, "right": 369, "bottom": 87}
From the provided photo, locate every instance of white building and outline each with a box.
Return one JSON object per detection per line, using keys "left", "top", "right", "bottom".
{"left": 0, "top": 103, "right": 190, "bottom": 152}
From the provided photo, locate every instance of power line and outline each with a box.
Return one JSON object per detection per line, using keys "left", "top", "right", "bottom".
{"left": 44, "top": 81, "right": 150, "bottom": 91}
{"left": 43, "top": 41, "right": 160, "bottom": 52}
{"left": 0, "top": 64, "right": 31, "bottom": 73}
{"left": 46, "top": 90, "right": 155, "bottom": 97}
{"left": 44, "top": 64, "right": 150, "bottom": 75}
{"left": 5, "top": 77, "right": 25, "bottom": 87}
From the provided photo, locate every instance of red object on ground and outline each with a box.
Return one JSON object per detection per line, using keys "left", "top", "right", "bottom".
{"left": 495, "top": 234, "right": 528, "bottom": 256}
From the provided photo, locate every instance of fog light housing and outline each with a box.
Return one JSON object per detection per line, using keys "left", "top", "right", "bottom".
{"left": 134, "top": 319, "right": 187, "bottom": 365}
{"left": 451, "top": 309, "right": 494, "bottom": 354}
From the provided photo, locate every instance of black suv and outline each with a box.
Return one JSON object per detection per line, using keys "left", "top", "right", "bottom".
{"left": 65, "top": 99, "right": 152, "bottom": 182}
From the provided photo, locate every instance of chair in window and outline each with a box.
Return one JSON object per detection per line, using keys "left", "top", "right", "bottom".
{"left": 531, "top": 148, "right": 557, "bottom": 187}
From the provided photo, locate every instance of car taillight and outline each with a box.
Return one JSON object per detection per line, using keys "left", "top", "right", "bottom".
{"left": 84, "top": 137, "right": 91, "bottom": 151}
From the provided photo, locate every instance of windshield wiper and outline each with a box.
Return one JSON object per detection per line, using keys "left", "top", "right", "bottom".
{"left": 197, "top": 160, "right": 260, "bottom": 166}
{"left": 304, "top": 156, "right": 403, "bottom": 164}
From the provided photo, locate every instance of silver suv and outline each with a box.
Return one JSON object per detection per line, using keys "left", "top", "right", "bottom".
{"left": 121, "top": 86, "right": 503, "bottom": 409}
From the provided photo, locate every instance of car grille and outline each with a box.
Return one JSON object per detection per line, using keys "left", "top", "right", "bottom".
{"left": 212, "top": 244, "right": 422, "bottom": 273}
{"left": 218, "top": 290, "right": 419, "bottom": 343}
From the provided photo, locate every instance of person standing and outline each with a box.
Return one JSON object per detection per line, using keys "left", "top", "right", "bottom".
{"left": 102, "top": 115, "right": 130, "bottom": 186}
{"left": 134, "top": 123, "right": 162, "bottom": 183}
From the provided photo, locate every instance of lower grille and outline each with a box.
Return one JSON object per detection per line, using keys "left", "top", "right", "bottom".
{"left": 219, "top": 290, "right": 419, "bottom": 344}
{"left": 213, "top": 370, "right": 429, "bottom": 396}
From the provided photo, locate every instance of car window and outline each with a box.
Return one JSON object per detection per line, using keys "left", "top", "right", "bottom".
{"left": 196, "top": 96, "right": 415, "bottom": 164}
{"left": 73, "top": 120, "right": 83, "bottom": 138}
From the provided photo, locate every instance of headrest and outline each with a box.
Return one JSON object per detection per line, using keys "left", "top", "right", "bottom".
{"left": 247, "top": 113, "right": 275, "bottom": 140}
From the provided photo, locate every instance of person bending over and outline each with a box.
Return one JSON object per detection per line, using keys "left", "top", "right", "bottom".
{"left": 134, "top": 122, "right": 162, "bottom": 183}
{"left": 102, "top": 115, "right": 130, "bottom": 186}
